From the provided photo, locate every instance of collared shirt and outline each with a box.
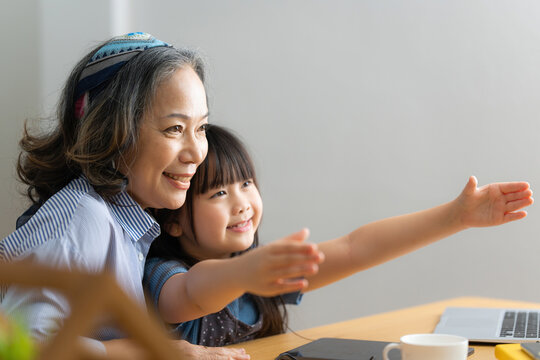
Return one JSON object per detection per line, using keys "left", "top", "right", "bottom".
{"left": 0, "top": 176, "right": 160, "bottom": 342}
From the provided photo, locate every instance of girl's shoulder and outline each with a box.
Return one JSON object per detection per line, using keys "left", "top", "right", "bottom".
{"left": 143, "top": 257, "right": 191, "bottom": 306}
{"left": 144, "top": 257, "right": 190, "bottom": 275}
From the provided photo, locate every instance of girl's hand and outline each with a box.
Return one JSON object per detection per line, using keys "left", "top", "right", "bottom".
{"left": 456, "top": 176, "right": 533, "bottom": 228}
{"left": 235, "top": 228, "right": 325, "bottom": 297}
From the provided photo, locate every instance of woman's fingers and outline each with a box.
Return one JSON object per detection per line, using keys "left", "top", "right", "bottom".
{"left": 173, "top": 340, "right": 250, "bottom": 360}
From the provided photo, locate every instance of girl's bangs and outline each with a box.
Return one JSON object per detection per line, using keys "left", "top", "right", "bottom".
{"left": 191, "top": 129, "right": 256, "bottom": 195}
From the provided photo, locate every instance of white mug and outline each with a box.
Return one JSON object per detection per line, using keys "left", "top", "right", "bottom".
{"left": 383, "top": 333, "right": 468, "bottom": 360}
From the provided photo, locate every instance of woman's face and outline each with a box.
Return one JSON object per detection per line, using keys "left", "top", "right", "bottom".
{"left": 124, "top": 66, "right": 209, "bottom": 209}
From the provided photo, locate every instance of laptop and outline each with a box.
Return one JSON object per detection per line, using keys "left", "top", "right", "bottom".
{"left": 434, "top": 307, "right": 540, "bottom": 343}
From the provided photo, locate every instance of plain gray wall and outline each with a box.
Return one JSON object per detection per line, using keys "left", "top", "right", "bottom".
{"left": 3, "top": 0, "right": 540, "bottom": 334}
{"left": 1, "top": 0, "right": 39, "bottom": 233}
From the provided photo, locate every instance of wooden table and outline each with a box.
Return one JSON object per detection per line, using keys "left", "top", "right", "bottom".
{"left": 233, "top": 297, "right": 540, "bottom": 359}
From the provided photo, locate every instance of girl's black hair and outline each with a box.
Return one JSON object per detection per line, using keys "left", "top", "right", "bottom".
{"left": 148, "top": 124, "right": 288, "bottom": 342}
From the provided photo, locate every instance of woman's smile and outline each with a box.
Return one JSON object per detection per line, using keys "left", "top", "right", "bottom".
{"left": 123, "top": 66, "right": 208, "bottom": 210}
{"left": 163, "top": 172, "right": 194, "bottom": 190}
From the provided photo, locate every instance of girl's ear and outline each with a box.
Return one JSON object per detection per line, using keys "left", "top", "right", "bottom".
{"left": 164, "top": 221, "right": 183, "bottom": 237}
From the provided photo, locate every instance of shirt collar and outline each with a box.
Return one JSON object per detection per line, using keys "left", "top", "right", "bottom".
{"left": 107, "top": 189, "right": 161, "bottom": 242}
{"left": 76, "top": 175, "right": 160, "bottom": 242}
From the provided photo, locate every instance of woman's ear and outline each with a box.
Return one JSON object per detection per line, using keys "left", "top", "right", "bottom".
{"left": 164, "top": 221, "right": 183, "bottom": 237}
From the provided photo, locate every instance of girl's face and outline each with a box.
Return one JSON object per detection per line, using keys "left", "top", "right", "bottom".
{"left": 123, "top": 66, "right": 209, "bottom": 209}
{"left": 179, "top": 179, "right": 263, "bottom": 260}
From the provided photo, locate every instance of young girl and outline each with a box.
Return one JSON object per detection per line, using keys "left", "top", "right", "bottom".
{"left": 144, "top": 124, "right": 533, "bottom": 347}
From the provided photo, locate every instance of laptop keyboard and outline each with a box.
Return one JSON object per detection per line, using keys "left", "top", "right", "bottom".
{"left": 500, "top": 311, "right": 540, "bottom": 338}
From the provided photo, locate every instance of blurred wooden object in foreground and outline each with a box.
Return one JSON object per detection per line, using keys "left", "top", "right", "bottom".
{"left": 0, "top": 260, "right": 178, "bottom": 360}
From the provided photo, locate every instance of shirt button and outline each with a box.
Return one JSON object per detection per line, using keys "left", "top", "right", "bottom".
{"left": 138, "top": 252, "right": 144, "bottom": 261}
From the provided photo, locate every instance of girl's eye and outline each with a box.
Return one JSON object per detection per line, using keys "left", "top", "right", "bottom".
{"left": 242, "top": 180, "right": 253, "bottom": 188}
{"left": 210, "top": 190, "right": 226, "bottom": 199}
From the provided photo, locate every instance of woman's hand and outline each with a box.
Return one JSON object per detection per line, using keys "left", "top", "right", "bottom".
{"left": 456, "top": 176, "right": 533, "bottom": 228}
{"left": 173, "top": 340, "right": 250, "bottom": 360}
{"left": 104, "top": 338, "right": 251, "bottom": 360}
{"left": 234, "top": 228, "right": 325, "bottom": 296}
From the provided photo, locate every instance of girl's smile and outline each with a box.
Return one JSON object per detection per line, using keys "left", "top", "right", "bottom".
{"left": 179, "top": 179, "right": 263, "bottom": 260}
{"left": 227, "top": 218, "right": 253, "bottom": 233}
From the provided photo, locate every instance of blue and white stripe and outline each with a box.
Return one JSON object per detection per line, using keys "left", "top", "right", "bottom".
{"left": 0, "top": 178, "right": 90, "bottom": 261}
{"left": 0, "top": 177, "right": 159, "bottom": 261}
{"left": 109, "top": 191, "right": 160, "bottom": 244}
{"left": 0, "top": 176, "right": 161, "bottom": 342}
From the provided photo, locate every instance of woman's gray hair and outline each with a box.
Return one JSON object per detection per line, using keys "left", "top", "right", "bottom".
{"left": 18, "top": 44, "right": 207, "bottom": 204}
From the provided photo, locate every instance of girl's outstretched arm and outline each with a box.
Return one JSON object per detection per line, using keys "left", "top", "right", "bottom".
{"left": 157, "top": 229, "right": 323, "bottom": 323}
{"left": 303, "top": 176, "right": 533, "bottom": 292}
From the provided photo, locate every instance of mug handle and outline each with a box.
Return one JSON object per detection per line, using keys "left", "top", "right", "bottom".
{"left": 383, "top": 342, "right": 401, "bottom": 360}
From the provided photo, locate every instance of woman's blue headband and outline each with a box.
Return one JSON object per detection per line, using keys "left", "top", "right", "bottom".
{"left": 74, "top": 32, "right": 171, "bottom": 118}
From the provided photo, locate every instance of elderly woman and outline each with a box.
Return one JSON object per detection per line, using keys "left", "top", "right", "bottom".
{"left": 0, "top": 32, "right": 250, "bottom": 360}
